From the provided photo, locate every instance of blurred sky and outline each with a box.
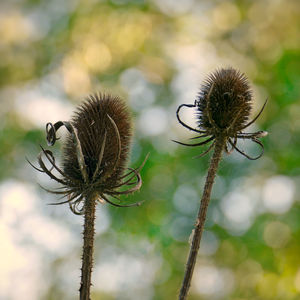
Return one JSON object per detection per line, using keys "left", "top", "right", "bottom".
{"left": 0, "top": 0, "right": 299, "bottom": 299}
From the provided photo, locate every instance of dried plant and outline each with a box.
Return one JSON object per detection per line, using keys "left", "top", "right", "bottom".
{"left": 174, "top": 68, "right": 268, "bottom": 300}
{"left": 28, "top": 93, "right": 147, "bottom": 300}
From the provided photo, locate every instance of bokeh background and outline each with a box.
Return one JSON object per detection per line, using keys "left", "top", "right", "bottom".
{"left": 0, "top": 0, "right": 299, "bottom": 299}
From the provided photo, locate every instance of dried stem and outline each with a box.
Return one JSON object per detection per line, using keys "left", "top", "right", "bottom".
{"left": 80, "top": 194, "right": 97, "bottom": 300}
{"left": 179, "top": 136, "right": 225, "bottom": 300}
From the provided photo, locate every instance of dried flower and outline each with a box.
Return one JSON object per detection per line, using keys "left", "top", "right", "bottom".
{"left": 28, "top": 93, "right": 147, "bottom": 299}
{"left": 29, "top": 93, "right": 146, "bottom": 214}
{"left": 175, "top": 67, "right": 268, "bottom": 300}
{"left": 174, "top": 67, "right": 268, "bottom": 159}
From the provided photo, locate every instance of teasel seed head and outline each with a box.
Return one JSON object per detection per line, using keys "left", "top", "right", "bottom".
{"left": 28, "top": 93, "right": 146, "bottom": 214}
{"left": 174, "top": 67, "right": 268, "bottom": 159}
{"left": 63, "top": 94, "right": 132, "bottom": 186}
{"left": 197, "top": 67, "right": 252, "bottom": 137}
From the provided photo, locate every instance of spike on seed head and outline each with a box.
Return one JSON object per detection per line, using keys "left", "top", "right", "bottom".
{"left": 196, "top": 67, "right": 252, "bottom": 136}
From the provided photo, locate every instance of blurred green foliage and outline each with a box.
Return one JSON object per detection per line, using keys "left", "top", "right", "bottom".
{"left": 0, "top": 0, "right": 299, "bottom": 299}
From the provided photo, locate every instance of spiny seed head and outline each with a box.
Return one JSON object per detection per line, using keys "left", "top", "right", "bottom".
{"left": 174, "top": 67, "right": 267, "bottom": 160}
{"left": 62, "top": 94, "right": 132, "bottom": 186}
{"left": 29, "top": 92, "right": 145, "bottom": 214}
{"left": 196, "top": 67, "right": 252, "bottom": 136}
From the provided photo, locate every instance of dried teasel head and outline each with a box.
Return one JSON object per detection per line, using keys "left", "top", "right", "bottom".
{"left": 197, "top": 68, "right": 252, "bottom": 136}
{"left": 28, "top": 93, "right": 147, "bottom": 214}
{"left": 174, "top": 67, "right": 268, "bottom": 159}
{"left": 62, "top": 94, "right": 132, "bottom": 186}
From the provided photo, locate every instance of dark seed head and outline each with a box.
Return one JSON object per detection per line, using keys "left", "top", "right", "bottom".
{"left": 196, "top": 67, "right": 252, "bottom": 136}
{"left": 29, "top": 92, "right": 145, "bottom": 213}
{"left": 62, "top": 93, "right": 132, "bottom": 186}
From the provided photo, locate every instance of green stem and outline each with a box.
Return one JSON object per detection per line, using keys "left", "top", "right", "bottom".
{"left": 179, "top": 136, "right": 225, "bottom": 300}
{"left": 80, "top": 194, "right": 96, "bottom": 300}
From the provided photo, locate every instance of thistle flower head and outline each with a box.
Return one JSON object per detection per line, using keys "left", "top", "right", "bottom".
{"left": 28, "top": 93, "right": 146, "bottom": 214}
{"left": 174, "top": 67, "right": 268, "bottom": 159}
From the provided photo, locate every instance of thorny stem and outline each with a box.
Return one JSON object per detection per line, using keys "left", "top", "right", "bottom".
{"left": 179, "top": 136, "right": 225, "bottom": 300}
{"left": 80, "top": 194, "right": 97, "bottom": 300}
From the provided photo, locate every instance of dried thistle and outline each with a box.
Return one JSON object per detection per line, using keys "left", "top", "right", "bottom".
{"left": 174, "top": 68, "right": 268, "bottom": 300}
{"left": 28, "top": 93, "right": 147, "bottom": 299}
